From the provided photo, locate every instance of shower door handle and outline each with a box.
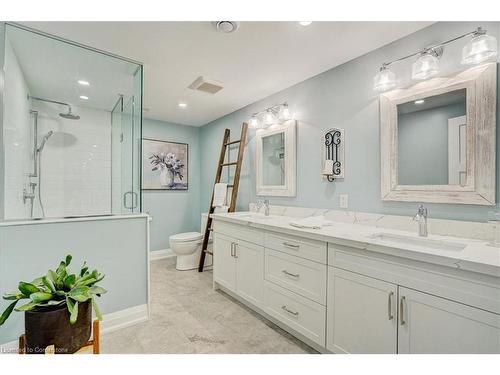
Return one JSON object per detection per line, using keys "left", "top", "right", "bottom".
{"left": 123, "top": 191, "right": 133, "bottom": 209}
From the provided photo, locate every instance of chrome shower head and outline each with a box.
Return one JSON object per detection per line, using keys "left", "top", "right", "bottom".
{"left": 37, "top": 131, "right": 54, "bottom": 153}
{"left": 28, "top": 96, "right": 80, "bottom": 120}
{"left": 59, "top": 109, "right": 80, "bottom": 120}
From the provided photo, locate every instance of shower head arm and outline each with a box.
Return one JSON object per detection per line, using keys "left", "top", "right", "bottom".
{"left": 28, "top": 95, "right": 73, "bottom": 113}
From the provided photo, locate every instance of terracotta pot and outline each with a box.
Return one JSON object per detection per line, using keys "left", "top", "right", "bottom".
{"left": 24, "top": 301, "right": 91, "bottom": 354}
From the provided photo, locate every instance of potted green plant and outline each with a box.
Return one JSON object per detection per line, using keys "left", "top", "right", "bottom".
{"left": 0, "top": 255, "right": 106, "bottom": 354}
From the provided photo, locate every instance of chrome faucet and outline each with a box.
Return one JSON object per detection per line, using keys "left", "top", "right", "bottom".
{"left": 257, "top": 199, "right": 270, "bottom": 216}
{"left": 413, "top": 204, "right": 428, "bottom": 237}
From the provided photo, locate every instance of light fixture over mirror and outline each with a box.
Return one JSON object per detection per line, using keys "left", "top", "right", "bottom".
{"left": 248, "top": 103, "right": 292, "bottom": 129}
{"left": 373, "top": 26, "right": 497, "bottom": 92}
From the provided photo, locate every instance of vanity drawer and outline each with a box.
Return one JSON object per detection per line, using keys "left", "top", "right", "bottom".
{"left": 263, "top": 281, "right": 326, "bottom": 346}
{"left": 265, "top": 249, "right": 327, "bottom": 305}
{"left": 265, "top": 232, "right": 327, "bottom": 264}
{"left": 213, "top": 221, "right": 264, "bottom": 246}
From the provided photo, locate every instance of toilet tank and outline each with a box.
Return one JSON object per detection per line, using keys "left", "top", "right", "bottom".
{"left": 201, "top": 213, "right": 208, "bottom": 232}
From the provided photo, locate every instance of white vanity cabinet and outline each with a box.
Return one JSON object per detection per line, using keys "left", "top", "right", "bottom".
{"left": 327, "top": 267, "right": 398, "bottom": 354}
{"left": 212, "top": 217, "right": 500, "bottom": 354}
{"left": 213, "top": 231, "right": 265, "bottom": 308}
{"left": 327, "top": 243, "right": 500, "bottom": 354}
{"left": 398, "top": 287, "right": 500, "bottom": 354}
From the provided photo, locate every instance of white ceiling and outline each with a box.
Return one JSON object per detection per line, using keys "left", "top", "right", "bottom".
{"left": 21, "top": 21, "right": 434, "bottom": 126}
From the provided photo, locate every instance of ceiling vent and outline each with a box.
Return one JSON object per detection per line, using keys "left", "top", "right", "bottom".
{"left": 188, "top": 76, "right": 224, "bottom": 94}
{"left": 212, "top": 21, "right": 239, "bottom": 33}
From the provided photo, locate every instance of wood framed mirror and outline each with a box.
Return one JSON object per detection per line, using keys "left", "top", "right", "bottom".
{"left": 380, "top": 63, "right": 496, "bottom": 205}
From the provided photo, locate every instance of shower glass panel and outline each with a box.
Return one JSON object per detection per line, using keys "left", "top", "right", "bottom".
{"left": 0, "top": 23, "right": 143, "bottom": 221}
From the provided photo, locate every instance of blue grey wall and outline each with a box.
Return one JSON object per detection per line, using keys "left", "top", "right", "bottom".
{"left": 142, "top": 118, "right": 201, "bottom": 251}
{"left": 0, "top": 216, "right": 148, "bottom": 344}
{"left": 398, "top": 102, "right": 466, "bottom": 185}
{"left": 200, "top": 22, "right": 500, "bottom": 222}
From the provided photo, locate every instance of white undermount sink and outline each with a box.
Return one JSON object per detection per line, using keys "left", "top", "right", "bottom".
{"left": 368, "top": 232, "right": 467, "bottom": 251}
{"left": 234, "top": 213, "right": 274, "bottom": 220}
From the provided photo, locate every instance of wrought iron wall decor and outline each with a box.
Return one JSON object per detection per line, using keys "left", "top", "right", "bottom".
{"left": 323, "top": 128, "right": 345, "bottom": 182}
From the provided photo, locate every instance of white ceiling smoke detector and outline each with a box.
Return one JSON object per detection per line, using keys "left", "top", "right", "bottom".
{"left": 212, "top": 21, "right": 239, "bottom": 33}
{"left": 188, "top": 76, "right": 224, "bottom": 94}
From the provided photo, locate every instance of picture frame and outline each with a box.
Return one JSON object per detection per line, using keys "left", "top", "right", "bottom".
{"left": 142, "top": 138, "right": 189, "bottom": 190}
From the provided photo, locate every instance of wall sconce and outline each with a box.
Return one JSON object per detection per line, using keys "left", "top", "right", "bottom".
{"left": 248, "top": 102, "right": 292, "bottom": 129}
{"left": 373, "top": 26, "right": 498, "bottom": 92}
{"left": 322, "top": 128, "right": 345, "bottom": 182}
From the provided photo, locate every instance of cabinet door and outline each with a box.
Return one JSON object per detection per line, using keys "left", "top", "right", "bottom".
{"left": 398, "top": 287, "right": 500, "bottom": 354}
{"left": 327, "top": 267, "right": 398, "bottom": 353}
{"left": 213, "top": 234, "right": 236, "bottom": 292}
{"left": 234, "top": 240, "right": 264, "bottom": 307}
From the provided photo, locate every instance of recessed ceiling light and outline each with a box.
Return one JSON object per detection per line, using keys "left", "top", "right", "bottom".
{"left": 299, "top": 21, "right": 312, "bottom": 26}
{"left": 79, "top": 95, "right": 89, "bottom": 100}
{"left": 414, "top": 99, "right": 425, "bottom": 104}
{"left": 78, "top": 80, "right": 90, "bottom": 86}
{"left": 178, "top": 102, "right": 187, "bottom": 108}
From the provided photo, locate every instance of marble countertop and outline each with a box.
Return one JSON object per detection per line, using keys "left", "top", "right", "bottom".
{"left": 211, "top": 211, "right": 500, "bottom": 277}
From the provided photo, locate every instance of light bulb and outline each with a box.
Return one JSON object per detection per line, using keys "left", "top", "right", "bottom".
{"left": 279, "top": 104, "right": 291, "bottom": 121}
{"left": 264, "top": 110, "right": 275, "bottom": 125}
{"left": 412, "top": 51, "right": 439, "bottom": 80}
{"left": 249, "top": 116, "right": 259, "bottom": 128}
{"left": 462, "top": 29, "right": 498, "bottom": 65}
{"left": 373, "top": 66, "right": 396, "bottom": 92}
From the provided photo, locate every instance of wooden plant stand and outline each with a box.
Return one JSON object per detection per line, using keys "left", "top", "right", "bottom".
{"left": 19, "top": 319, "right": 100, "bottom": 354}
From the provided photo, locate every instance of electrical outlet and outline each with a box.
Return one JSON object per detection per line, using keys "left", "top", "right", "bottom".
{"left": 339, "top": 194, "right": 348, "bottom": 209}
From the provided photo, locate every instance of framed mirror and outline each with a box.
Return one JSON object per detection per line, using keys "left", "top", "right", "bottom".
{"left": 255, "top": 120, "right": 296, "bottom": 196}
{"left": 380, "top": 63, "right": 496, "bottom": 205}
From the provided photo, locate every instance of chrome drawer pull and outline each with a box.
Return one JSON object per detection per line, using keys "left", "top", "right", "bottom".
{"left": 387, "top": 292, "right": 394, "bottom": 320}
{"left": 400, "top": 296, "right": 406, "bottom": 326}
{"left": 281, "top": 305, "right": 299, "bottom": 316}
{"left": 282, "top": 270, "right": 300, "bottom": 278}
{"left": 282, "top": 242, "right": 300, "bottom": 249}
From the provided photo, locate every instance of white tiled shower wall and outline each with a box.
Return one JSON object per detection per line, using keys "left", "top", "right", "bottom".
{"left": 4, "top": 100, "right": 113, "bottom": 219}
{"left": 31, "top": 102, "right": 112, "bottom": 218}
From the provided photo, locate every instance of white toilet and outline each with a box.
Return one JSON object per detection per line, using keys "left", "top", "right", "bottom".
{"left": 169, "top": 213, "right": 211, "bottom": 271}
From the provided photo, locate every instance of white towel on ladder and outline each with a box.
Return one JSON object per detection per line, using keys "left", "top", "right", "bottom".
{"left": 212, "top": 183, "right": 228, "bottom": 207}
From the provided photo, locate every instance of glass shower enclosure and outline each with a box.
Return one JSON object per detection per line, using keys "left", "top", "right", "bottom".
{"left": 0, "top": 23, "right": 143, "bottom": 221}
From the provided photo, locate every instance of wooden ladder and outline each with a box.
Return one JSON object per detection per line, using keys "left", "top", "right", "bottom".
{"left": 198, "top": 122, "right": 248, "bottom": 272}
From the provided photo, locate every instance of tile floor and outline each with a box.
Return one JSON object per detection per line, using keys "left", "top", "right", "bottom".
{"left": 101, "top": 258, "right": 317, "bottom": 354}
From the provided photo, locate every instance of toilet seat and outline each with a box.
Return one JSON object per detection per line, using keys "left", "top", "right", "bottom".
{"left": 169, "top": 232, "right": 203, "bottom": 243}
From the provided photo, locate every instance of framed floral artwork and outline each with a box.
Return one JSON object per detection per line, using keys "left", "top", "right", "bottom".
{"left": 142, "top": 139, "right": 188, "bottom": 190}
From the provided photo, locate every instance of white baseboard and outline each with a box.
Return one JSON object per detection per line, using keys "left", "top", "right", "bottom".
{"left": 0, "top": 303, "right": 149, "bottom": 354}
{"left": 100, "top": 303, "right": 149, "bottom": 334}
{"left": 150, "top": 248, "right": 175, "bottom": 261}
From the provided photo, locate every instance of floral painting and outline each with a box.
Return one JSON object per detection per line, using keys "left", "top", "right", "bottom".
{"left": 142, "top": 139, "right": 188, "bottom": 190}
